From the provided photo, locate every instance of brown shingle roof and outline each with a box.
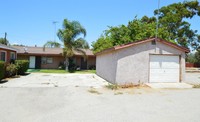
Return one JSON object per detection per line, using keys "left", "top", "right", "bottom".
{"left": 0, "top": 44, "right": 18, "bottom": 51}
{"left": 12, "top": 46, "right": 94, "bottom": 56}
{"left": 95, "top": 38, "right": 190, "bottom": 55}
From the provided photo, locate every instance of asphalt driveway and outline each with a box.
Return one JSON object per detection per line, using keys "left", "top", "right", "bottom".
{"left": 0, "top": 73, "right": 200, "bottom": 122}
{"left": 185, "top": 72, "right": 200, "bottom": 85}
{"left": 0, "top": 87, "right": 200, "bottom": 122}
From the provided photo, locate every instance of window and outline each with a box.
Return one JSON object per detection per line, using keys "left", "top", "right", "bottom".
{"left": 10, "top": 52, "right": 16, "bottom": 60}
{"left": 41, "top": 57, "right": 47, "bottom": 64}
{"left": 41, "top": 57, "right": 53, "bottom": 64}
{"left": 46, "top": 57, "right": 53, "bottom": 64}
{"left": 0, "top": 51, "right": 6, "bottom": 62}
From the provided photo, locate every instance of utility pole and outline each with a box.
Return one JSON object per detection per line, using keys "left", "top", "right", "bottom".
{"left": 53, "top": 21, "right": 58, "bottom": 42}
{"left": 156, "top": 0, "right": 160, "bottom": 39}
{"left": 4, "top": 32, "right": 7, "bottom": 45}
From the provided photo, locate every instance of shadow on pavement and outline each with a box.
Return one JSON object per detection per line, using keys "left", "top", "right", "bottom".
{"left": 0, "top": 79, "right": 8, "bottom": 84}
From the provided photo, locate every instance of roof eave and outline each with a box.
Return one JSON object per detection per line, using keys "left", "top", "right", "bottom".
{"left": 95, "top": 38, "right": 190, "bottom": 55}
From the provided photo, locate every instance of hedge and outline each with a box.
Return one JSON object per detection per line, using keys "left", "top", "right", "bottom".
{"left": 0, "top": 61, "right": 5, "bottom": 80}
{"left": 15, "top": 60, "right": 29, "bottom": 75}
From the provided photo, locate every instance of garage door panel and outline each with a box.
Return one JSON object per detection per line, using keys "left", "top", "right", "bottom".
{"left": 150, "top": 63, "right": 179, "bottom": 69}
{"left": 149, "top": 55, "right": 180, "bottom": 83}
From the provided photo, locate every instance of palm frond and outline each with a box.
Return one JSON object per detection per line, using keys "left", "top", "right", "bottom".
{"left": 44, "top": 41, "right": 61, "bottom": 48}
{"left": 74, "top": 48, "right": 87, "bottom": 61}
{"left": 74, "top": 38, "right": 89, "bottom": 49}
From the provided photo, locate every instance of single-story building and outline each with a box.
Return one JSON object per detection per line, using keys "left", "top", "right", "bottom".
{"left": 12, "top": 46, "right": 96, "bottom": 69}
{"left": 96, "top": 38, "right": 190, "bottom": 85}
{"left": 0, "top": 44, "right": 17, "bottom": 63}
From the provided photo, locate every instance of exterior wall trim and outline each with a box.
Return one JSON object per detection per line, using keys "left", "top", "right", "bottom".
{"left": 96, "top": 38, "right": 190, "bottom": 56}
{"left": 0, "top": 50, "right": 7, "bottom": 62}
{"left": 0, "top": 45, "right": 18, "bottom": 52}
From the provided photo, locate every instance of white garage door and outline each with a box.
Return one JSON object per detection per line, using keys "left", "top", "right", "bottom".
{"left": 149, "top": 55, "right": 180, "bottom": 83}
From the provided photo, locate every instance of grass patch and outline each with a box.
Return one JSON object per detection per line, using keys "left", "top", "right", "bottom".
{"left": 105, "top": 83, "right": 119, "bottom": 90}
{"left": 193, "top": 84, "right": 200, "bottom": 88}
{"left": 88, "top": 88, "right": 101, "bottom": 94}
{"left": 27, "top": 69, "right": 96, "bottom": 74}
{"left": 75, "top": 70, "right": 96, "bottom": 74}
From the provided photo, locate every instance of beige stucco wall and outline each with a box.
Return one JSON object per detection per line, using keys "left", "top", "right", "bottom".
{"left": 96, "top": 41, "right": 186, "bottom": 85}
{"left": 96, "top": 52, "right": 118, "bottom": 83}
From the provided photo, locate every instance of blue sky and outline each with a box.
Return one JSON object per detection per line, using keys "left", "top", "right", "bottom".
{"left": 0, "top": 0, "right": 199, "bottom": 47}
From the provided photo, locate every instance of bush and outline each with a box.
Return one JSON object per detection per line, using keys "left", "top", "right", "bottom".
{"left": 0, "top": 61, "right": 5, "bottom": 80}
{"left": 58, "top": 62, "right": 65, "bottom": 70}
{"left": 68, "top": 58, "right": 76, "bottom": 72}
{"left": 15, "top": 60, "right": 29, "bottom": 75}
{"left": 89, "top": 65, "right": 96, "bottom": 70}
{"left": 6, "top": 63, "right": 17, "bottom": 77}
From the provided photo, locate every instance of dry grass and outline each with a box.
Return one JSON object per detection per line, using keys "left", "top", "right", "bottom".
{"left": 88, "top": 88, "right": 101, "bottom": 95}
{"left": 193, "top": 84, "right": 200, "bottom": 88}
{"left": 105, "top": 83, "right": 119, "bottom": 90}
{"left": 114, "top": 92, "right": 123, "bottom": 95}
{"left": 105, "top": 83, "right": 151, "bottom": 91}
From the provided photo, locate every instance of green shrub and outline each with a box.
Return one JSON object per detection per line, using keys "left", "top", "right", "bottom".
{"left": 15, "top": 60, "right": 29, "bottom": 75}
{"left": 68, "top": 58, "right": 76, "bottom": 72}
{"left": 0, "top": 61, "right": 5, "bottom": 80}
{"left": 58, "top": 62, "right": 65, "bottom": 70}
{"left": 89, "top": 65, "right": 96, "bottom": 70}
{"left": 6, "top": 63, "right": 17, "bottom": 77}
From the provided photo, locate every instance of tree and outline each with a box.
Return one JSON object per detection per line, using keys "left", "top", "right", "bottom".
{"left": 92, "top": 17, "right": 171, "bottom": 53}
{"left": 57, "top": 19, "right": 87, "bottom": 70}
{"left": 186, "top": 53, "right": 197, "bottom": 63}
{"left": 154, "top": 1, "right": 200, "bottom": 49}
{"left": 43, "top": 41, "right": 61, "bottom": 48}
{"left": 92, "top": 36, "right": 113, "bottom": 53}
{"left": 194, "top": 50, "right": 200, "bottom": 63}
{"left": 92, "top": 1, "right": 200, "bottom": 53}
{"left": 0, "top": 38, "right": 9, "bottom": 45}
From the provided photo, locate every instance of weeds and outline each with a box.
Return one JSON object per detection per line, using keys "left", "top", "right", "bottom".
{"left": 105, "top": 83, "right": 118, "bottom": 90}
{"left": 114, "top": 92, "right": 123, "bottom": 95}
{"left": 193, "top": 84, "right": 200, "bottom": 88}
{"left": 88, "top": 88, "right": 101, "bottom": 94}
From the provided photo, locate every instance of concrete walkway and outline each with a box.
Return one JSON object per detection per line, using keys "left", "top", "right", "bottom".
{"left": 0, "top": 73, "right": 108, "bottom": 88}
{"left": 146, "top": 83, "right": 193, "bottom": 89}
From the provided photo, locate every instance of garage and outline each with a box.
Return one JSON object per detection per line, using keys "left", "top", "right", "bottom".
{"left": 96, "top": 38, "right": 190, "bottom": 85}
{"left": 149, "top": 55, "right": 180, "bottom": 83}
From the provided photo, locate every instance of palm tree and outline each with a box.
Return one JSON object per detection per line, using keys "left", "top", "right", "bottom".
{"left": 57, "top": 19, "right": 88, "bottom": 70}
{"left": 43, "top": 41, "right": 61, "bottom": 48}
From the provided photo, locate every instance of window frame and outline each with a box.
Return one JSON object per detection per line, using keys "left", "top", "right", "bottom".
{"left": 0, "top": 51, "right": 7, "bottom": 62}
{"left": 10, "top": 52, "right": 16, "bottom": 60}
{"left": 46, "top": 57, "right": 53, "bottom": 64}
{"left": 41, "top": 57, "right": 53, "bottom": 64}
